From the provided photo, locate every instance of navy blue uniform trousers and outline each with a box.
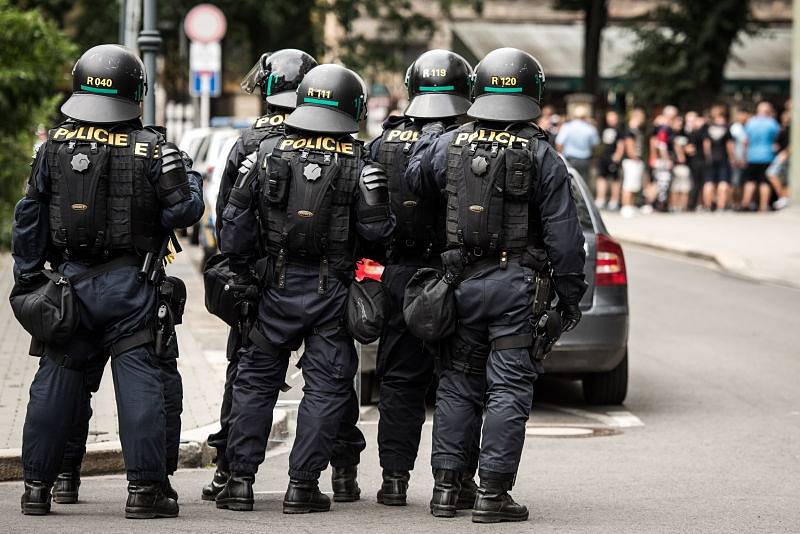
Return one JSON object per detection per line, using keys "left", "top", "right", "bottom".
{"left": 431, "top": 262, "right": 540, "bottom": 482}
{"left": 22, "top": 263, "right": 166, "bottom": 483}
{"left": 377, "top": 263, "right": 480, "bottom": 474}
{"left": 226, "top": 264, "right": 366, "bottom": 479}
{"left": 59, "top": 338, "right": 182, "bottom": 476}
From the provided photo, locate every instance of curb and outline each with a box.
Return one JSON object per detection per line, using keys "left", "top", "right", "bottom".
{"left": 0, "top": 409, "right": 290, "bottom": 482}
{"left": 616, "top": 236, "right": 800, "bottom": 290}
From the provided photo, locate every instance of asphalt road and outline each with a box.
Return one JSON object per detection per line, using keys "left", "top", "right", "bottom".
{"left": 2, "top": 246, "right": 799, "bottom": 533}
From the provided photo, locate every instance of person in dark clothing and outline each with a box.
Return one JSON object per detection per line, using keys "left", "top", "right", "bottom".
{"left": 12, "top": 44, "right": 204, "bottom": 519}
{"left": 594, "top": 110, "right": 626, "bottom": 210}
{"left": 684, "top": 111, "right": 707, "bottom": 210}
{"left": 215, "top": 64, "right": 394, "bottom": 514}
{"left": 365, "top": 49, "right": 480, "bottom": 509}
{"left": 405, "top": 47, "right": 586, "bottom": 523}
{"left": 702, "top": 105, "right": 735, "bottom": 210}
{"left": 202, "top": 48, "right": 318, "bottom": 502}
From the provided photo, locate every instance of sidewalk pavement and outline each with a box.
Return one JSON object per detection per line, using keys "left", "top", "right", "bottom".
{"left": 602, "top": 207, "right": 800, "bottom": 288}
{"left": 0, "top": 241, "right": 299, "bottom": 480}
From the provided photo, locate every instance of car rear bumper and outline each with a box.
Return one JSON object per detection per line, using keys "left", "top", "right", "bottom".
{"left": 543, "top": 307, "right": 628, "bottom": 374}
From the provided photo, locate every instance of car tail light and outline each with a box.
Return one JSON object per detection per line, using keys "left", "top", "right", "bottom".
{"left": 355, "top": 258, "right": 385, "bottom": 282}
{"left": 595, "top": 234, "right": 627, "bottom": 286}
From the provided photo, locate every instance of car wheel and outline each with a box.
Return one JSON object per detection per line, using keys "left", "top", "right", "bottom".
{"left": 582, "top": 351, "right": 628, "bottom": 405}
{"left": 360, "top": 371, "right": 376, "bottom": 405}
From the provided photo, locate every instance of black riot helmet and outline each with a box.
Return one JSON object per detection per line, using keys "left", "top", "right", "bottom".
{"left": 404, "top": 49, "right": 472, "bottom": 119}
{"left": 61, "top": 44, "right": 147, "bottom": 124}
{"left": 285, "top": 64, "right": 367, "bottom": 134}
{"left": 240, "top": 49, "right": 318, "bottom": 110}
{"left": 468, "top": 47, "right": 546, "bottom": 122}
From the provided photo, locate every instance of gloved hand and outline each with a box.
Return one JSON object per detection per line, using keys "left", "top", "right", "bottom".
{"left": 230, "top": 272, "right": 259, "bottom": 300}
{"left": 420, "top": 121, "right": 445, "bottom": 136}
{"left": 557, "top": 301, "right": 582, "bottom": 333}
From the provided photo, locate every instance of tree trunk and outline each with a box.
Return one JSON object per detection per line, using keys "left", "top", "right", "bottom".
{"left": 583, "top": 0, "right": 608, "bottom": 107}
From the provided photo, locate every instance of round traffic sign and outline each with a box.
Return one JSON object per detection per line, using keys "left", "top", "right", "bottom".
{"left": 184, "top": 4, "right": 227, "bottom": 43}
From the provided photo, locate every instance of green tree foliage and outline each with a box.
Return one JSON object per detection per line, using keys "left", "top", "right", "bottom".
{"left": 625, "top": 0, "right": 752, "bottom": 111}
{"left": 0, "top": 0, "right": 76, "bottom": 247}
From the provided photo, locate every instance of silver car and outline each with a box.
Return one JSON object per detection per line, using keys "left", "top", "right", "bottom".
{"left": 359, "top": 168, "right": 630, "bottom": 406}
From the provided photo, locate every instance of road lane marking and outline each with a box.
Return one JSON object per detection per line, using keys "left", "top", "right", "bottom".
{"left": 606, "top": 410, "right": 644, "bottom": 427}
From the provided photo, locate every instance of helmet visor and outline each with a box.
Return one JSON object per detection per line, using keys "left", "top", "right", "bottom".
{"left": 61, "top": 93, "right": 142, "bottom": 123}
{"left": 240, "top": 57, "right": 266, "bottom": 94}
{"left": 405, "top": 93, "right": 472, "bottom": 119}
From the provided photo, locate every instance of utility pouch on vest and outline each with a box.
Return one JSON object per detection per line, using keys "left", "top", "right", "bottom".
{"left": 504, "top": 146, "right": 532, "bottom": 197}
{"left": 54, "top": 141, "right": 111, "bottom": 257}
{"left": 265, "top": 154, "right": 290, "bottom": 205}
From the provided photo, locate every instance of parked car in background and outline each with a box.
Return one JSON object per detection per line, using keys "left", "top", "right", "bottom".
{"left": 198, "top": 134, "right": 239, "bottom": 267}
{"left": 178, "top": 127, "right": 239, "bottom": 245}
{"left": 359, "top": 165, "right": 630, "bottom": 406}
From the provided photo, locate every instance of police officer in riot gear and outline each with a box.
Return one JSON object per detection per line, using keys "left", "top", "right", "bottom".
{"left": 216, "top": 64, "right": 394, "bottom": 513}
{"left": 406, "top": 47, "right": 586, "bottom": 523}
{"left": 202, "top": 48, "right": 318, "bottom": 502}
{"left": 12, "top": 44, "right": 204, "bottom": 518}
{"left": 366, "top": 49, "right": 480, "bottom": 508}
{"left": 52, "top": 278, "right": 186, "bottom": 505}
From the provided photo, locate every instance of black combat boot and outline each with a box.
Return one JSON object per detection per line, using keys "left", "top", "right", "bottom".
{"left": 215, "top": 473, "right": 254, "bottom": 511}
{"left": 471, "top": 478, "right": 529, "bottom": 523}
{"left": 52, "top": 470, "right": 81, "bottom": 504}
{"left": 283, "top": 478, "right": 331, "bottom": 514}
{"left": 125, "top": 481, "right": 179, "bottom": 519}
{"left": 201, "top": 468, "right": 229, "bottom": 501}
{"left": 429, "top": 468, "right": 461, "bottom": 518}
{"left": 21, "top": 480, "right": 52, "bottom": 515}
{"left": 377, "top": 470, "right": 410, "bottom": 506}
{"left": 456, "top": 472, "right": 478, "bottom": 510}
{"left": 163, "top": 477, "right": 178, "bottom": 502}
{"left": 331, "top": 466, "right": 360, "bottom": 502}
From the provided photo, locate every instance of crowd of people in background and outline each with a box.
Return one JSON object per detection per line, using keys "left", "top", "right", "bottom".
{"left": 539, "top": 100, "right": 792, "bottom": 217}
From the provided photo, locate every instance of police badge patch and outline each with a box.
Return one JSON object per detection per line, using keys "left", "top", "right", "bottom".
{"left": 303, "top": 163, "right": 322, "bottom": 181}
{"left": 471, "top": 155, "right": 488, "bottom": 176}
{"left": 71, "top": 153, "right": 91, "bottom": 172}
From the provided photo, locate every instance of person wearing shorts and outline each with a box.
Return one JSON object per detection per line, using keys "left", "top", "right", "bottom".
{"left": 620, "top": 109, "right": 646, "bottom": 217}
{"left": 595, "top": 110, "right": 625, "bottom": 210}
{"left": 702, "top": 105, "right": 734, "bottom": 210}
{"left": 669, "top": 115, "right": 691, "bottom": 211}
{"left": 741, "top": 101, "right": 780, "bottom": 211}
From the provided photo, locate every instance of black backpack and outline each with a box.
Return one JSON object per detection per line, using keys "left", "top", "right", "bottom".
{"left": 202, "top": 254, "right": 239, "bottom": 327}
{"left": 402, "top": 268, "right": 457, "bottom": 342}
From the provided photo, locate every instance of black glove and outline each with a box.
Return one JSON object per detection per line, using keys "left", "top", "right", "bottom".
{"left": 230, "top": 272, "right": 259, "bottom": 300}
{"left": 557, "top": 301, "right": 582, "bottom": 333}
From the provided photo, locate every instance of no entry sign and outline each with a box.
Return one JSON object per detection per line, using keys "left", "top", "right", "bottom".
{"left": 184, "top": 3, "right": 227, "bottom": 44}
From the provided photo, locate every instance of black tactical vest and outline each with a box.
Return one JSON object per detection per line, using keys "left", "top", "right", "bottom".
{"left": 377, "top": 119, "right": 439, "bottom": 260}
{"left": 241, "top": 112, "right": 288, "bottom": 154}
{"left": 257, "top": 132, "right": 362, "bottom": 279}
{"left": 45, "top": 121, "right": 162, "bottom": 259}
{"left": 445, "top": 122, "right": 542, "bottom": 259}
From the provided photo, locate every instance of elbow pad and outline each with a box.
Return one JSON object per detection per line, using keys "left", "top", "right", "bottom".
{"left": 158, "top": 141, "right": 191, "bottom": 206}
{"left": 358, "top": 164, "right": 390, "bottom": 223}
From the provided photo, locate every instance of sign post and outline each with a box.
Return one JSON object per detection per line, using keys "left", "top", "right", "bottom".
{"left": 184, "top": 4, "right": 227, "bottom": 128}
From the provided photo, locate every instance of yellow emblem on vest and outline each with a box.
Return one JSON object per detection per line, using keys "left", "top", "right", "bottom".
{"left": 297, "top": 210, "right": 314, "bottom": 218}
{"left": 469, "top": 205, "right": 484, "bottom": 213}
{"left": 386, "top": 129, "right": 420, "bottom": 142}
{"left": 254, "top": 113, "right": 288, "bottom": 129}
{"left": 51, "top": 126, "right": 130, "bottom": 147}
{"left": 279, "top": 136, "right": 355, "bottom": 156}
{"left": 71, "top": 203, "right": 88, "bottom": 211}
{"left": 453, "top": 129, "right": 528, "bottom": 148}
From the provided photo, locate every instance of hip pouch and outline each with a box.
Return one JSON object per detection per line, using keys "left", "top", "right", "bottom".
{"left": 402, "top": 267, "right": 457, "bottom": 342}
{"left": 9, "top": 255, "right": 140, "bottom": 347}
{"left": 346, "top": 277, "right": 390, "bottom": 344}
{"left": 202, "top": 254, "right": 240, "bottom": 327}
